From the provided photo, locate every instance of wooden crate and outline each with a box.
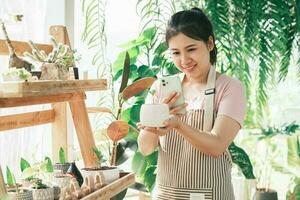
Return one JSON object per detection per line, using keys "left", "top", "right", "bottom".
{"left": 81, "top": 172, "right": 135, "bottom": 200}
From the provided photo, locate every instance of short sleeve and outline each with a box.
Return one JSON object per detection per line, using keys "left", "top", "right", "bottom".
{"left": 145, "top": 80, "right": 160, "bottom": 104}
{"left": 217, "top": 79, "right": 247, "bottom": 127}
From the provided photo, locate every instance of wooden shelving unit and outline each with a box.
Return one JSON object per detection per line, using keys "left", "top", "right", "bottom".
{"left": 82, "top": 172, "right": 135, "bottom": 200}
{"left": 0, "top": 25, "right": 136, "bottom": 199}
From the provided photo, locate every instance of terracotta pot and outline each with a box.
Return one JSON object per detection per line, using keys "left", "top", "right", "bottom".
{"left": 81, "top": 166, "right": 119, "bottom": 184}
{"left": 7, "top": 188, "right": 33, "bottom": 200}
{"left": 254, "top": 188, "right": 278, "bottom": 200}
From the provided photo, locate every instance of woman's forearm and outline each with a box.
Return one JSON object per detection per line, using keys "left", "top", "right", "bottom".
{"left": 175, "top": 122, "right": 225, "bottom": 157}
{"left": 138, "top": 130, "right": 159, "bottom": 156}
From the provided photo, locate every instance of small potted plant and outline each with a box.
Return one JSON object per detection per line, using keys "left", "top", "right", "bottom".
{"left": 21, "top": 158, "right": 55, "bottom": 200}
{"left": 53, "top": 147, "right": 71, "bottom": 174}
{"left": 81, "top": 147, "right": 119, "bottom": 184}
{"left": 23, "top": 37, "right": 79, "bottom": 80}
{"left": 1, "top": 67, "right": 32, "bottom": 82}
{"left": 6, "top": 166, "right": 33, "bottom": 200}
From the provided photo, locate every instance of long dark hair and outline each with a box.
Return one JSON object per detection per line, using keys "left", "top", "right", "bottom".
{"left": 166, "top": 8, "right": 217, "bottom": 66}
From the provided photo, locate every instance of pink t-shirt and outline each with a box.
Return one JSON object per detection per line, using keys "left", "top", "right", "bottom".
{"left": 146, "top": 74, "right": 247, "bottom": 126}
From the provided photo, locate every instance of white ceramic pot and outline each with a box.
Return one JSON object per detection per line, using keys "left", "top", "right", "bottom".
{"left": 81, "top": 166, "right": 119, "bottom": 184}
{"left": 140, "top": 104, "right": 169, "bottom": 127}
{"left": 7, "top": 188, "right": 33, "bottom": 200}
{"left": 32, "top": 187, "right": 54, "bottom": 200}
{"left": 2, "top": 74, "right": 22, "bottom": 82}
{"left": 232, "top": 176, "right": 256, "bottom": 200}
{"left": 53, "top": 175, "right": 72, "bottom": 188}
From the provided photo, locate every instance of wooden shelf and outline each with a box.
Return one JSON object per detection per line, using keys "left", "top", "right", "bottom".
{"left": 82, "top": 172, "right": 135, "bottom": 200}
{"left": 0, "top": 79, "right": 107, "bottom": 98}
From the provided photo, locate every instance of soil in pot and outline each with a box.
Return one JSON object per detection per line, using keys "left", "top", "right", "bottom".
{"left": 53, "top": 162, "right": 71, "bottom": 174}
{"left": 254, "top": 188, "right": 278, "bottom": 200}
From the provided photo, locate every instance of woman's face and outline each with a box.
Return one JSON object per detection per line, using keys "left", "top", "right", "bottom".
{"left": 168, "top": 32, "right": 213, "bottom": 80}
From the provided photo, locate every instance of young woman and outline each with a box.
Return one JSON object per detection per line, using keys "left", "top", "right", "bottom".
{"left": 138, "top": 8, "right": 246, "bottom": 200}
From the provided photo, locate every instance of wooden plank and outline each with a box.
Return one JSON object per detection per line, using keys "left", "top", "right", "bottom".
{"left": 0, "top": 92, "right": 85, "bottom": 108}
{"left": 52, "top": 103, "right": 68, "bottom": 163}
{"left": 81, "top": 172, "right": 135, "bottom": 200}
{"left": 0, "top": 166, "right": 7, "bottom": 198}
{"left": 69, "top": 98, "right": 97, "bottom": 168}
{"left": 0, "top": 39, "right": 53, "bottom": 56}
{"left": 0, "top": 110, "right": 55, "bottom": 131}
{"left": 49, "top": 26, "right": 71, "bottom": 46}
{"left": 0, "top": 79, "right": 107, "bottom": 98}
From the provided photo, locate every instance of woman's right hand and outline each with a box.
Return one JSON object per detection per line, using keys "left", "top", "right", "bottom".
{"left": 162, "top": 92, "right": 188, "bottom": 115}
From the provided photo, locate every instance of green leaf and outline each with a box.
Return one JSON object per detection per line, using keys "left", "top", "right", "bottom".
{"left": 20, "top": 158, "right": 31, "bottom": 172}
{"left": 6, "top": 166, "right": 16, "bottom": 186}
{"left": 130, "top": 103, "right": 142, "bottom": 123}
{"left": 45, "top": 157, "right": 54, "bottom": 172}
{"left": 59, "top": 147, "right": 66, "bottom": 164}
{"left": 113, "top": 47, "right": 139, "bottom": 73}
{"left": 121, "top": 108, "right": 131, "bottom": 122}
{"left": 118, "top": 52, "right": 131, "bottom": 94}
{"left": 296, "top": 0, "right": 300, "bottom": 32}
{"left": 144, "top": 166, "right": 157, "bottom": 192}
{"left": 137, "top": 65, "right": 154, "bottom": 78}
{"left": 141, "top": 27, "right": 157, "bottom": 41}
{"left": 111, "top": 189, "right": 127, "bottom": 200}
{"left": 132, "top": 151, "right": 146, "bottom": 175}
{"left": 116, "top": 142, "right": 131, "bottom": 165}
{"left": 229, "top": 142, "right": 255, "bottom": 179}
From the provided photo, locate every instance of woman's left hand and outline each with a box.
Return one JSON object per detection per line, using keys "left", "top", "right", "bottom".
{"left": 138, "top": 115, "right": 181, "bottom": 136}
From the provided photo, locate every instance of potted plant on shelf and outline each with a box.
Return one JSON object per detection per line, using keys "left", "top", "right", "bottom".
{"left": 81, "top": 146, "right": 119, "bottom": 184}
{"left": 53, "top": 147, "right": 71, "bottom": 174}
{"left": 21, "top": 157, "right": 55, "bottom": 200}
{"left": 6, "top": 166, "right": 33, "bottom": 200}
{"left": 23, "top": 37, "right": 79, "bottom": 80}
{"left": 0, "top": 17, "right": 32, "bottom": 71}
{"left": 1, "top": 68, "right": 33, "bottom": 82}
{"left": 252, "top": 122, "right": 300, "bottom": 200}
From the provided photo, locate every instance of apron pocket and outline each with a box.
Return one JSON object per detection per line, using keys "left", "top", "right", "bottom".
{"left": 189, "top": 188, "right": 213, "bottom": 200}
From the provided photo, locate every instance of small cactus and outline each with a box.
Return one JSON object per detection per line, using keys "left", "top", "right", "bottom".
{"left": 24, "top": 37, "right": 76, "bottom": 70}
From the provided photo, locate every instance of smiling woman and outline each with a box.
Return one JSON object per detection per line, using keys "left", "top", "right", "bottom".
{"left": 138, "top": 8, "right": 247, "bottom": 200}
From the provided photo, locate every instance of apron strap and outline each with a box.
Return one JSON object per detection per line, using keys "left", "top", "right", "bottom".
{"left": 203, "top": 66, "right": 216, "bottom": 131}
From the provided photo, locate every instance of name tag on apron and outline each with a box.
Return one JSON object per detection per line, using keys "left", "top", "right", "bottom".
{"left": 190, "top": 193, "right": 205, "bottom": 200}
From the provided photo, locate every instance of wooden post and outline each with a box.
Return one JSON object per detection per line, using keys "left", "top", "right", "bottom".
{"left": 49, "top": 25, "right": 70, "bottom": 163}
{"left": 51, "top": 103, "right": 68, "bottom": 163}
{"left": 68, "top": 93, "right": 97, "bottom": 167}
{"left": 0, "top": 166, "right": 7, "bottom": 198}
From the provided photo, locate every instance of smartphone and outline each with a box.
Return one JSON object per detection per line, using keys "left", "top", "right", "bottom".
{"left": 159, "top": 75, "right": 186, "bottom": 115}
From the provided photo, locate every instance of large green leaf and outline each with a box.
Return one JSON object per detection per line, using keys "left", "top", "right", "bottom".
{"left": 113, "top": 48, "right": 139, "bottom": 73}
{"left": 228, "top": 142, "right": 255, "bottom": 179}
{"left": 132, "top": 151, "right": 146, "bottom": 175}
{"left": 144, "top": 166, "right": 157, "bottom": 192}
{"left": 6, "top": 166, "right": 16, "bottom": 187}
{"left": 59, "top": 147, "right": 66, "bottom": 164}
{"left": 45, "top": 157, "right": 54, "bottom": 172}
{"left": 118, "top": 52, "right": 131, "bottom": 94}
{"left": 20, "top": 158, "right": 31, "bottom": 172}
{"left": 137, "top": 65, "right": 155, "bottom": 78}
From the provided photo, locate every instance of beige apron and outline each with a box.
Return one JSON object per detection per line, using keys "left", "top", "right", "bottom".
{"left": 155, "top": 67, "right": 235, "bottom": 200}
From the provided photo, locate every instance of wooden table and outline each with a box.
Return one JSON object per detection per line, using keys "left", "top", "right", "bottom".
{"left": 0, "top": 79, "right": 107, "bottom": 167}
